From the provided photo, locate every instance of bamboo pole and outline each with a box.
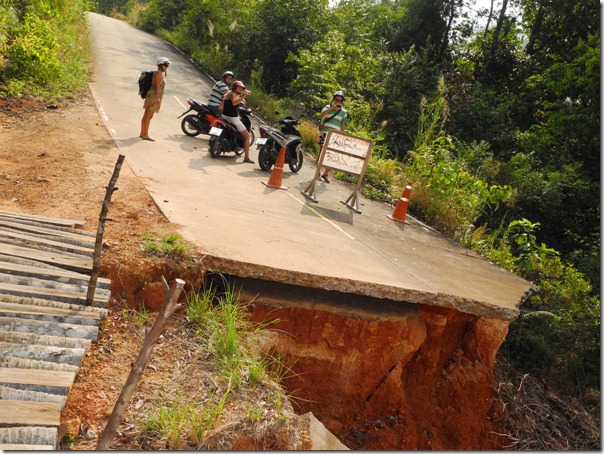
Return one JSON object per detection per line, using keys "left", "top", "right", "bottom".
{"left": 86, "top": 154, "right": 125, "bottom": 306}
{"left": 95, "top": 277, "right": 185, "bottom": 450}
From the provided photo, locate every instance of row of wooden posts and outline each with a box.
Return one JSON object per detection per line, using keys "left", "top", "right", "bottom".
{"left": 75, "top": 155, "right": 185, "bottom": 449}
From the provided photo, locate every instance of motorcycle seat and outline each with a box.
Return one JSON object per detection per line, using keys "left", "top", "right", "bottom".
{"left": 188, "top": 99, "right": 211, "bottom": 112}
{"left": 272, "top": 131, "right": 286, "bottom": 143}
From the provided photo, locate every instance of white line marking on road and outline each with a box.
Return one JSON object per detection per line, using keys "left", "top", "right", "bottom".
{"left": 286, "top": 192, "right": 355, "bottom": 240}
{"left": 174, "top": 96, "right": 186, "bottom": 109}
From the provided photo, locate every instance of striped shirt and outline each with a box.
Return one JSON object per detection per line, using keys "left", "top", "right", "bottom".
{"left": 208, "top": 80, "right": 229, "bottom": 107}
{"left": 321, "top": 105, "right": 349, "bottom": 132}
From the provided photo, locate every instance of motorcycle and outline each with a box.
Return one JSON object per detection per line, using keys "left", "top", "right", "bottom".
{"left": 256, "top": 116, "right": 304, "bottom": 173}
{"left": 208, "top": 104, "right": 256, "bottom": 158}
{"left": 178, "top": 98, "right": 216, "bottom": 136}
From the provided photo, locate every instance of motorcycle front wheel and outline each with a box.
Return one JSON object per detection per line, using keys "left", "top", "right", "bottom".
{"left": 209, "top": 136, "right": 224, "bottom": 158}
{"left": 257, "top": 144, "right": 274, "bottom": 172}
{"left": 288, "top": 144, "right": 304, "bottom": 173}
{"left": 181, "top": 115, "right": 203, "bottom": 137}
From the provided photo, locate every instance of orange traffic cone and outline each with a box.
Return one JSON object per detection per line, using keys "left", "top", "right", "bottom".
{"left": 387, "top": 181, "right": 412, "bottom": 224}
{"left": 262, "top": 145, "right": 288, "bottom": 190}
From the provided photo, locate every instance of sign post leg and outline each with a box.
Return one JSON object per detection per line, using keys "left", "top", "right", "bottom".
{"left": 301, "top": 177, "right": 319, "bottom": 203}
{"left": 342, "top": 189, "right": 362, "bottom": 213}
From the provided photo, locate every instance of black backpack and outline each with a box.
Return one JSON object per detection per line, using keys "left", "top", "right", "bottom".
{"left": 138, "top": 71, "right": 154, "bottom": 99}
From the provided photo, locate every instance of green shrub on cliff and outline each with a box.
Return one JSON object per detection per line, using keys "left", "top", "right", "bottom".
{"left": 467, "top": 218, "right": 600, "bottom": 395}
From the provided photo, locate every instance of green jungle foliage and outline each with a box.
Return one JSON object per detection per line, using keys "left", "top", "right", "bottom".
{"left": 0, "top": 0, "right": 92, "bottom": 99}
{"left": 119, "top": 0, "right": 600, "bottom": 401}
{"left": 3, "top": 0, "right": 599, "bottom": 402}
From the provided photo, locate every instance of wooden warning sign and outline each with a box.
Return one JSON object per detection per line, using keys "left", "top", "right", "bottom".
{"left": 302, "top": 130, "right": 373, "bottom": 213}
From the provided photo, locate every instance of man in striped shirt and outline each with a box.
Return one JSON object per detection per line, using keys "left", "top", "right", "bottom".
{"left": 318, "top": 90, "right": 349, "bottom": 183}
{"left": 208, "top": 71, "right": 234, "bottom": 116}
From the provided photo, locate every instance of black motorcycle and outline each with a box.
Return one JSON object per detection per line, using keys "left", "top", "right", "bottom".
{"left": 208, "top": 105, "right": 256, "bottom": 158}
{"left": 178, "top": 98, "right": 217, "bottom": 136}
{"left": 256, "top": 116, "right": 303, "bottom": 173}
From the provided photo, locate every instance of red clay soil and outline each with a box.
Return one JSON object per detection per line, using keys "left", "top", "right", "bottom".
{"left": 247, "top": 298, "right": 509, "bottom": 450}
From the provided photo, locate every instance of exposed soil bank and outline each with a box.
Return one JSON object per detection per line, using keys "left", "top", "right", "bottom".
{"left": 240, "top": 278, "right": 508, "bottom": 450}
{"left": 96, "top": 255, "right": 510, "bottom": 450}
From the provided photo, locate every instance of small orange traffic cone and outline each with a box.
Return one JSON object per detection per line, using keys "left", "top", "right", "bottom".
{"left": 262, "top": 145, "right": 288, "bottom": 190}
{"left": 387, "top": 181, "right": 412, "bottom": 224}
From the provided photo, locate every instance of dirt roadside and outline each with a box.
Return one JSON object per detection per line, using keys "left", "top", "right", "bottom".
{"left": 0, "top": 92, "right": 202, "bottom": 449}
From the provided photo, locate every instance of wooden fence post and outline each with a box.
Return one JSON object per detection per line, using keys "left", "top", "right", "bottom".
{"left": 95, "top": 276, "right": 185, "bottom": 450}
{"left": 86, "top": 154, "right": 125, "bottom": 306}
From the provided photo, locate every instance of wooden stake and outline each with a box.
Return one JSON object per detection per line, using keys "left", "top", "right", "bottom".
{"left": 86, "top": 154, "right": 125, "bottom": 306}
{"left": 95, "top": 277, "right": 185, "bottom": 450}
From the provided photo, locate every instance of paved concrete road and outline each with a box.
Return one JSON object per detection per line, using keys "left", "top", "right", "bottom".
{"left": 87, "top": 12, "right": 535, "bottom": 320}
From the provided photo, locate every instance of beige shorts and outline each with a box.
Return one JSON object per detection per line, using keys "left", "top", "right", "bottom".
{"left": 222, "top": 115, "right": 246, "bottom": 132}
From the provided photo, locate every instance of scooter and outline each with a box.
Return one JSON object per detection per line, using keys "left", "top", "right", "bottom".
{"left": 208, "top": 104, "right": 256, "bottom": 158}
{"left": 256, "top": 116, "right": 304, "bottom": 173}
{"left": 178, "top": 98, "right": 216, "bottom": 136}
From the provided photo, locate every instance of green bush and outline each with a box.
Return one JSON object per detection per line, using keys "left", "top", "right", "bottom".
{"left": 404, "top": 135, "right": 513, "bottom": 237}
{"left": 0, "top": 0, "right": 91, "bottom": 99}
{"left": 468, "top": 218, "right": 600, "bottom": 395}
{"left": 0, "top": 2, "right": 18, "bottom": 51}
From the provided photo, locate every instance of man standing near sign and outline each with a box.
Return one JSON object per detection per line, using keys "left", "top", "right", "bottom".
{"left": 318, "top": 91, "right": 349, "bottom": 183}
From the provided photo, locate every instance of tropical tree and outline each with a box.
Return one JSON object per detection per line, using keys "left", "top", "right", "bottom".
{"left": 243, "top": 0, "right": 329, "bottom": 96}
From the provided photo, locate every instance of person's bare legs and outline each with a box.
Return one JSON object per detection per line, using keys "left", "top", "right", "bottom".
{"left": 321, "top": 168, "right": 330, "bottom": 183}
{"left": 241, "top": 130, "right": 253, "bottom": 162}
{"left": 139, "top": 109, "right": 155, "bottom": 139}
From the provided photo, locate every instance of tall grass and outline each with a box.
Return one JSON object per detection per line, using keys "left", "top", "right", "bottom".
{"left": 144, "top": 397, "right": 197, "bottom": 449}
{"left": 186, "top": 283, "right": 272, "bottom": 389}
{"left": 402, "top": 78, "right": 513, "bottom": 237}
{"left": 141, "top": 280, "right": 291, "bottom": 449}
{"left": 144, "top": 389, "right": 231, "bottom": 449}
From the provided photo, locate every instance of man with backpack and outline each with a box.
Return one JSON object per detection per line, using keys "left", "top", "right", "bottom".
{"left": 208, "top": 71, "right": 234, "bottom": 117}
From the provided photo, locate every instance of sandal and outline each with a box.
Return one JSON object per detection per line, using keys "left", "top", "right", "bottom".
{"left": 321, "top": 173, "right": 330, "bottom": 183}
{"left": 141, "top": 136, "right": 155, "bottom": 142}
{"left": 243, "top": 157, "right": 254, "bottom": 164}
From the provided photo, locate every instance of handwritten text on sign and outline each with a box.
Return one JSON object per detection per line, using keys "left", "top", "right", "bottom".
{"left": 327, "top": 132, "right": 371, "bottom": 158}
{"left": 323, "top": 150, "right": 364, "bottom": 174}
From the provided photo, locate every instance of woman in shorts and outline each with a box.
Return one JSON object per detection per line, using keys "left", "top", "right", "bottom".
{"left": 221, "top": 80, "right": 253, "bottom": 163}
{"left": 139, "top": 57, "right": 170, "bottom": 142}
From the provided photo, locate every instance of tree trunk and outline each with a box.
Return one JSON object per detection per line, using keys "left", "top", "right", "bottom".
{"left": 525, "top": 0, "right": 545, "bottom": 55}
{"left": 483, "top": 0, "right": 496, "bottom": 38}
{"left": 482, "top": 0, "right": 509, "bottom": 77}
{"left": 437, "top": 0, "right": 459, "bottom": 62}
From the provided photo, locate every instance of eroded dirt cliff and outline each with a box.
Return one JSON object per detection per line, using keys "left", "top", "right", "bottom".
{"left": 241, "top": 278, "right": 509, "bottom": 450}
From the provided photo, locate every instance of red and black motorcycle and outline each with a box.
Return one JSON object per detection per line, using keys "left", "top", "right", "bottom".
{"left": 178, "top": 98, "right": 217, "bottom": 136}
{"left": 208, "top": 105, "right": 256, "bottom": 158}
